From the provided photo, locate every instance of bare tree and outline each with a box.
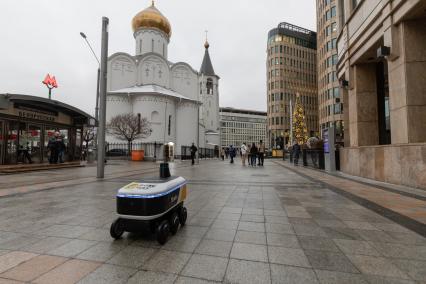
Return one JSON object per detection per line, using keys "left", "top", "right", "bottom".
{"left": 107, "top": 113, "right": 152, "bottom": 156}
{"left": 82, "top": 127, "right": 96, "bottom": 161}
{"left": 83, "top": 127, "right": 96, "bottom": 148}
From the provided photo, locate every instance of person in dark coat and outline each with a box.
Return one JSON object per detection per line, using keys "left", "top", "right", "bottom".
{"left": 190, "top": 143, "right": 198, "bottom": 165}
{"left": 258, "top": 140, "right": 265, "bottom": 166}
{"left": 56, "top": 135, "right": 66, "bottom": 163}
{"left": 293, "top": 141, "right": 301, "bottom": 166}
{"left": 250, "top": 143, "right": 258, "bottom": 167}
{"left": 47, "top": 136, "right": 57, "bottom": 164}
{"left": 229, "top": 145, "right": 236, "bottom": 164}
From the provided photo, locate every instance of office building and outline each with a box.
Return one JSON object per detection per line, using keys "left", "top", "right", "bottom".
{"left": 267, "top": 22, "right": 319, "bottom": 149}
{"left": 336, "top": 0, "right": 426, "bottom": 189}
{"left": 316, "top": 0, "right": 344, "bottom": 143}
{"left": 220, "top": 107, "right": 267, "bottom": 149}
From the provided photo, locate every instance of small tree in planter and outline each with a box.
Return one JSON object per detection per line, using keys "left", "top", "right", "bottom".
{"left": 107, "top": 113, "right": 151, "bottom": 158}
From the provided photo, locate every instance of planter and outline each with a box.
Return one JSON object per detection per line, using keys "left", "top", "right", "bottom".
{"left": 131, "top": 150, "right": 144, "bottom": 161}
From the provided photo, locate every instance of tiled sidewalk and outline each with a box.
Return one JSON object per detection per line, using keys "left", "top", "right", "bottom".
{"left": 275, "top": 160, "right": 426, "bottom": 230}
{"left": 0, "top": 160, "right": 424, "bottom": 283}
{"left": 0, "top": 161, "right": 188, "bottom": 198}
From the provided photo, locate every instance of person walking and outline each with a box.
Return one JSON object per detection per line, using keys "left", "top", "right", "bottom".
{"left": 57, "top": 134, "right": 66, "bottom": 163}
{"left": 240, "top": 143, "right": 247, "bottom": 166}
{"left": 250, "top": 142, "right": 258, "bottom": 167}
{"left": 24, "top": 142, "right": 32, "bottom": 164}
{"left": 47, "top": 136, "right": 56, "bottom": 164}
{"left": 229, "top": 145, "right": 236, "bottom": 164}
{"left": 258, "top": 140, "right": 265, "bottom": 166}
{"left": 220, "top": 148, "right": 225, "bottom": 161}
{"left": 293, "top": 141, "right": 301, "bottom": 166}
{"left": 190, "top": 143, "right": 198, "bottom": 165}
{"left": 247, "top": 143, "right": 252, "bottom": 166}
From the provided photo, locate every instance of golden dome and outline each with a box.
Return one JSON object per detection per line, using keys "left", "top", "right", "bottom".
{"left": 132, "top": 1, "right": 171, "bottom": 37}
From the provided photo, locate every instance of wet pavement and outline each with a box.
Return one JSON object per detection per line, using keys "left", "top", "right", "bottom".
{"left": 0, "top": 159, "right": 425, "bottom": 283}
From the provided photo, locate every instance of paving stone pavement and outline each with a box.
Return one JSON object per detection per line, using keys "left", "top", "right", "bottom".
{"left": 0, "top": 159, "right": 425, "bottom": 283}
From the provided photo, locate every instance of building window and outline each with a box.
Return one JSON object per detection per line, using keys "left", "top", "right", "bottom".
{"left": 206, "top": 78, "right": 213, "bottom": 95}
{"left": 331, "top": 22, "right": 338, "bottom": 33}
{"left": 168, "top": 115, "right": 172, "bottom": 136}
{"left": 151, "top": 39, "right": 154, "bottom": 52}
{"left": 139, "top": 40, "right": 142, "bottom": 53}
{"left": 331, "top": 6, "right": 336, "bottom": 17}
{"left": 151, "top": 111, "right": 159, "bottom": 122}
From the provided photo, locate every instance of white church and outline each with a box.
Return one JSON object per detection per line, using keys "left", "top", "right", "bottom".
{"left": 106, "top": 1, "right": 220, "bottom": 159}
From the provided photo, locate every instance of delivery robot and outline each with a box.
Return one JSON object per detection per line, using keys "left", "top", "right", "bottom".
{"left": 110, "top": 165, "right": 188, "bottom": 245}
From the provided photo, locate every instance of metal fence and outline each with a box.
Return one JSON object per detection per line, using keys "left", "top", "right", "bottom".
{"left": 106, "top": 142, "right": 159, "bottom": 158}
{"left": 105, "top": 142, "right": 218, "bottom": 160}
{"left": 181, "top": 146, "right": 216, "bottom": 160}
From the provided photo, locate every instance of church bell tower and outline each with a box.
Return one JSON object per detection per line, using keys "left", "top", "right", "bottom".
{"left": 199, "top": 39, "right": 220, "bottom": 140}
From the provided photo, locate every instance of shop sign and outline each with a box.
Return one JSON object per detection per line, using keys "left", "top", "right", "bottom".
{"left": 16, "top": 106, "right": 56, "bottom": 122}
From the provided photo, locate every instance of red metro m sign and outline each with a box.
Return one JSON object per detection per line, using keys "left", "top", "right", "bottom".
{"left": 42, "top": 74, "right": 58, "bottom": 100}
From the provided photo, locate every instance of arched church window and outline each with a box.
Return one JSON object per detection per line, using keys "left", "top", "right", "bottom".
{"left": 139, "top": 40, "right": 142, "bottom": 54}
{"left": 151, "top": 39, "right": 154, "bottom": 52}
{"left": 168, "top": 115, "right": 172, "bottom": 136}
{"left": 206, "top": 78, "right": 213, "bottom": 95}
{"left": 151, "top": 111, "right": 159, "bottom": 122}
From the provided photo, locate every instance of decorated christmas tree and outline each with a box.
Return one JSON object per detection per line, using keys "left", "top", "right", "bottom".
{"left": 292, "top": 93, "right": 309, "bottom": 144}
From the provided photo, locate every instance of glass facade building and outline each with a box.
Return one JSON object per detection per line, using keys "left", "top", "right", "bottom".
{"left": 316, "top": 0, "right": 344, "bottom": 143}
{"left": 266, "top": 22, "right": 319, "bottom": 149}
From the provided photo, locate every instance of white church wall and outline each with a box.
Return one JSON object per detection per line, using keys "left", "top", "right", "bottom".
{"left": 138, "top": 55, "right": 170, "bottom": 88}
{"left": 206, "top": 134, "right": 220, "bottom": 148}
{"left": 106, "top": 94, "right": 132, "bottom": 143}
{"left": 170, "top": 64, "right": 198, "bottom": 101}
{"left": 134, "top": 29, "right": 168, "bottom": 58}
{"left": 199, "top": 125, "right": 206, "bottom": 149}
{"left": 107, "top": 53, "right": 137, "bottom": 91}
{"left": 176, "top": 102, "right": 198, "bottom": 155}
{"left": 132, "top": 95, "right": 176, "bottom": 144}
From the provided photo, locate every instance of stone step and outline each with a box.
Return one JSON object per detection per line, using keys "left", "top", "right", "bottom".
{"left": 0, "top": 162, "right": 83, "bottom": 173}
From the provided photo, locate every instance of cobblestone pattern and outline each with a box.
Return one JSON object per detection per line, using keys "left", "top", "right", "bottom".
{"left": 0, "top": 160, "right": 424, "bottom": 283}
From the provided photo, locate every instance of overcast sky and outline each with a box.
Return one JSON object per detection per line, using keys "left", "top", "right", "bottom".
{"left": 0, "top": 0, "right": 316, "bottom": 115}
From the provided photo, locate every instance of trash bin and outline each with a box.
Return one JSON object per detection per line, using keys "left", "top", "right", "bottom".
{"left": 132, "top": 150, "right": 144, "bottom": 161}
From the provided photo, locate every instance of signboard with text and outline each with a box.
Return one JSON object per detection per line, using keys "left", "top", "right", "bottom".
{"left": 323, "top": 128, "right": 330, "bottom": 154}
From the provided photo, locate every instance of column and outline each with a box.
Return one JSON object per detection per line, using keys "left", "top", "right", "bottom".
{"left": 348, "top": 64, "right": 379, "bottom": 147}
{"left": 388, "top": 18, "right": 426, "bottom": 144}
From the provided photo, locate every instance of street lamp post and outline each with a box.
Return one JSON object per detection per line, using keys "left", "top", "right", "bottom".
{"left": 97, "top": 17, "right": 109, "bottom": 179}
{"left": 80, "top": 32, "right": 101, "bottom": 122}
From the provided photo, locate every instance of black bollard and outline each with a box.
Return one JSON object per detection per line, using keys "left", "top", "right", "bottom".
{"left": 160, "top": 163, "right": 171, "bottom": 179}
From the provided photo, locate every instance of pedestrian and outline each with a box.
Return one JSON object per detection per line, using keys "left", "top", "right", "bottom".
{"left": 247, "top": 143, "right": 252, "bottom": 166}
{"left": 229, "top": 145, "right": 236, "bottom": 164}
{"left": 240, "top": 143, "right": 247, "bottom": 166}
{"left": 225, "top": 148, "right": 229, "bottom": 159}
{"left": 220, "top": 148, "right": 225, "bottom": 161}
{"left": 250, "top": 142, "right": 258, "bottom": 167}
{"left": 57, "top": 134, "right": 66, "bottom": 163}
{"left": 49, "top": 132, "right": 61, "bottom": 164}
{"left": 190, "top": 143, "right": 198, "bottom": 165}
{"left": 258, "top": 140, "right": 265, "bottom": 166}
{"left": 293, "top": 141, "right": 301, "bottom": 166}
{"left": 24, "top": 142, "right": 33, "bottom": 164}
